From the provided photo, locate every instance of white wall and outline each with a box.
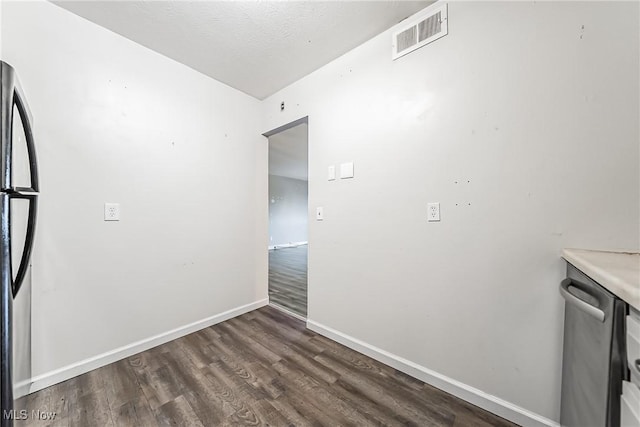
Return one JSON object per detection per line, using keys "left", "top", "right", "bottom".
{"left": 269, "top": 175, "right": 308, "bottom": 247}
{"left": 262, "top": 1, "right": 640, "bottom": 425}
{"left": 0, "top": 2, "right": 3, "bottom": 57}
{"left": 1, "top": 0, "right": 268, "bottom": 388}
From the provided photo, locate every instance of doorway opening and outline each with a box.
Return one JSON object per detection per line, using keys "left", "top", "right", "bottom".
{"left": 266, "top": 119, "right": 308, "bottom": 319}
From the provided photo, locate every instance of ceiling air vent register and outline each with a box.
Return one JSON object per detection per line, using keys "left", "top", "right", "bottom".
{"left": 392, "top": 3, "right": 448, "bottom": 60}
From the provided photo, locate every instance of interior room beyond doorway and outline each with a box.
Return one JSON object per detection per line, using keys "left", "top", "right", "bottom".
{"left": 267, "top": 122, "right": 308, "bottom": 318}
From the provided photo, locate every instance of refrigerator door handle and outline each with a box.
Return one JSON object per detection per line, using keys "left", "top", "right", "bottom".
{"left": 1, "top": 61, "right": 39, "bottom": 194}
{"left": 559, "top": 278, "right": 606, "bottom": 322}
{"left": 11, "top": 74, "right": 38, "bottom": 194}
{"left": 10, "top": 191, "right": 37, "bottom": 297}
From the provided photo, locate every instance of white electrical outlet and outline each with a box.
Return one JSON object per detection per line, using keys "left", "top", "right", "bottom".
{"left": 104, "top": 203, "right": 120, "bottom": 221}
{"left": 316, "top": 207, "right": 324, "bottom": 221}
{"left": 428, "top": 202, "right": 440, "bottom": 222}
{"left": 340, "top": 162, "right": 354, "bottom": 179}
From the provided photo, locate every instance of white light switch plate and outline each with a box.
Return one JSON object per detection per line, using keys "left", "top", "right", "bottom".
{"left": 328, "top": 165, "right": 336, "bottom": 181}
{"left": 104, "top": 203, "right": 120, "bottom": 221}
{"left": 428, "top": 202, "right": 440, "bottom": 222}
{"left": 340, "top": 162, "right": 354, "bottom": 179}
{"left": 316, "top": 207, "right": 324, "bottom": 221}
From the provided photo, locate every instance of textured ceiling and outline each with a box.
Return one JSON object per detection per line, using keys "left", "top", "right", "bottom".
{"left": 52, "top": 1, "right": 431, "bottom": 99}
{"left": 269, "top": 123, "right": 308, "bottom": 181}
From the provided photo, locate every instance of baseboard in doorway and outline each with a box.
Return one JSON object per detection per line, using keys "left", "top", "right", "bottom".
{"left": 269, "top": 302, "right": 307, "bottom": 321}
{"left": 306, "top": 320, "right": 560, "bottom": 427}
{"left": 28, "top": 298, "right": 269, "bottom": 394}
{"left": 268, "top": 241, "right": 308, "bottom": 250}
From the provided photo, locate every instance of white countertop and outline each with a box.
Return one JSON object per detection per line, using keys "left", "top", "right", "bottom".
{"left": 562, "top": 248, "right": 640, "bottom": 311}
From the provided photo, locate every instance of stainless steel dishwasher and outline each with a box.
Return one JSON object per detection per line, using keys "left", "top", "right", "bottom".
{"left": 560, "top": 264, "right": 627, "bottom": 427}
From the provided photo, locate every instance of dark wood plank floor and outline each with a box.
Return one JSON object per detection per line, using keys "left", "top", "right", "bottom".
{"left": 15, "top": 306, "right": 518, "bottom": 427}
{"left": 269, "top": 245, "right": 307, "bottom": 317}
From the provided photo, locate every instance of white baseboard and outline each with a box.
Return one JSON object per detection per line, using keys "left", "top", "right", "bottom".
{"left": 306, "top": 320, "right": 559, "bottom": 427}
{"left": 268, "top": 241, "right": 308, "bottom": 250}
{"left": 14, "top": 379, "right": 31, "bottom": 399}
{"left": 28, "top": 298, "right": 269, "bottom": 394}
{"left": 268, "top": 302, "right": 307, "bottom": 321}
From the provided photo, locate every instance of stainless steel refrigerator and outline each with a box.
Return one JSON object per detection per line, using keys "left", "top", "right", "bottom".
{"left": 0, "top": 61, "right": 39, "bottom": 427}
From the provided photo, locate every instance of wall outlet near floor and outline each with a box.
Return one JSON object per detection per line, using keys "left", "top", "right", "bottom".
{"left": 316, "top": 207, "right": 324, "bottom": 221}
{"left": 427, "top": 202, "right": 440, "bottom": 222}
{"left": 104, "top": 203, "right": 120, "bottom": 221}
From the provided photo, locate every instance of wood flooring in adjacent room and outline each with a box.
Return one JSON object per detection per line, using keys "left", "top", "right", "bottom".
{"left": 268, "top": 245, "right": 307, "bottom": 317}
{"left": 15, "top": 306, "right": 518, "bottom": 427}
